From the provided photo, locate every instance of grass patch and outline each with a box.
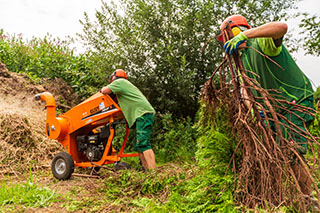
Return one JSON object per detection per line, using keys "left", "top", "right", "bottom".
{"left": 0, "top": 173, "right": 60, "bottom": 210}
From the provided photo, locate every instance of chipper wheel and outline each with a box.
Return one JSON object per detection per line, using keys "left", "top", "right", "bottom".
{"left": 51, "top": 152, "right": 74, "bottom": 180}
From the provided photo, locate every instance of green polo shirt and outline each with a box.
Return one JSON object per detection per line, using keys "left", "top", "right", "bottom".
{"left": 242, "top": 37, "right": 314, "bottom": 154}
{"left": 242, "top": 37, "right": 314, "bottom": 108}
{"left": 107, "top": 78, "right": 155, "bottom": 128}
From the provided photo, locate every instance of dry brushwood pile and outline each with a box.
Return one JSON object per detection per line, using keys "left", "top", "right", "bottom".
{"left": 201, "top": 27, "right": 320, "bottom": 211}
{"left": 0, "top": 62, "right": 79, "bottom": 176}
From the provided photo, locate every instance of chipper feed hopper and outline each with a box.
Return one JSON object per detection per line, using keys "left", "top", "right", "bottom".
{"left": 35, "top": 92, "right": 138, "bottom": 180}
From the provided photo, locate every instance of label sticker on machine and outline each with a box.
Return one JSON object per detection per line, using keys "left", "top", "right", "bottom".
{"left": 99, "top": 102, "right": 105, "bottom": 110}
{"left": 82, "top": 104, "right": 118, "bottom": 120}
{"left": 85, "top": 118, "right": 93, "bottom": 124}
{"left": 90, "top": 106, "right": 100, "bottom": 115}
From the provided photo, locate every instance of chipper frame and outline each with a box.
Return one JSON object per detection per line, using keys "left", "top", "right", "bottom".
{"left": 35, "top": 91, "right": 138, "bottom": 180}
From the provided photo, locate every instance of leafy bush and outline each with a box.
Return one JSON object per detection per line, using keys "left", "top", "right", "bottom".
{"left": 138, "top": 104, "right": 240, "bottom": 212}
{"left": 110, "top": 113, "right": 198, "bottom": 165}
{"left": 309, "top": 106, "right": 320, "bottom": 137}
{"left": 195, "top": 104, "right": 241, "bottom": 174}
{"left": 0, "top": 29, "right": 103, "bottom": 99}
{"left": 151, "top": 113, "right": 198, "bottom": 164}
{"left": 309, "top": 105, "right": 320, "bottom": 163}
{"left": 112, "top": 104, "right": 240, "bottom": 212}
{"left": 314, "top": 86, "right": 320, "bottom": 104}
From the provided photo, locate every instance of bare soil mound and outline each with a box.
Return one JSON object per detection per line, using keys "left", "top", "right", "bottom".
{"left": 0, "top": 62, "right": 80, "bottom": 106}
{"left": 0, "top": 62, "right": 80, "bottom": 176}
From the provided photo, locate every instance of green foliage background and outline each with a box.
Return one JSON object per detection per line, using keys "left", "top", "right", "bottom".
{"left": 300, "top": 14, "right": 320, "bottom": 56}
{"left": 1, "top": 0, "right": 320, "bottom": 211}
{"left": 0, "top": 30, "right": 102, "bottom": 98}
{"left": 79, "top": 0, "right": 298, "bottom": 118}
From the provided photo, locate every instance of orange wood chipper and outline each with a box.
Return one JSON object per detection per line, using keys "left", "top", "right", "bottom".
{"left": 35, "top": 91, "right": 138, "bottom": 180}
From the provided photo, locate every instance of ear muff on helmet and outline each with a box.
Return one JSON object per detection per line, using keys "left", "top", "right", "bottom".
{"left": 232, "top": 27, "right": 241, "bottom": 36}
{"left": 109, "top": 73, "right": 117, "bottom": 83}
{"left": 217, "top": 25, "right": 248, "bottom": 44}
{"left": 109, "top": 69, "right": 127, "bottom": 83}
{"left": 217, "top": 15, "right": 250, "bottom": 42}
{"left": 216, "top": 27, "right": 241, "bottom": 44}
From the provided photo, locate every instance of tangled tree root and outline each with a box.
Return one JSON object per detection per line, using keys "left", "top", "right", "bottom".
{"left": 201, "top": 26, "right": 320, "bottom": 212}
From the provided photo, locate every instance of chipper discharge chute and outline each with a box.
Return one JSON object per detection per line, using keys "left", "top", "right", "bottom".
{"left": 35, "top": 91, "right": 138, "bottom": 180}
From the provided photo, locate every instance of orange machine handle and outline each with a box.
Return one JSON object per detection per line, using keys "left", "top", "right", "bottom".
{"left": 118, "top": 123, "right": 138, "bottom": 158}
{"left": 119, "top": 124, "right": 130, "bottom": 156}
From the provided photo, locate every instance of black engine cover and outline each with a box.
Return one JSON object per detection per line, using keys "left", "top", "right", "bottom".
{"left": 76, "top": 125, "right": 112, "bottom": 162}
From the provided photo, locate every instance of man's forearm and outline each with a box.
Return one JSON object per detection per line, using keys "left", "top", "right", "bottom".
{"left": 243, "top": 22, "right": 287, "bottom": 40}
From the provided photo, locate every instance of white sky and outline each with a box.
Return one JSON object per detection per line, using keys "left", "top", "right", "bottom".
{"left": 0, "top": 0, "right": 319, "bottom": 88}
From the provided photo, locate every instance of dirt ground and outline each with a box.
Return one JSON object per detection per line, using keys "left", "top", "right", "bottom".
{"left": 0, "top": 62, "right": 77, "bottom": 175}
{"left": 0, "top": 62, "right": 114, "bottom": 212}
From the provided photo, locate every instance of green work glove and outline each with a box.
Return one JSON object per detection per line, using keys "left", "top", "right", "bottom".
{"left": 224, "top": 32, "right": 248, "bottom": 55}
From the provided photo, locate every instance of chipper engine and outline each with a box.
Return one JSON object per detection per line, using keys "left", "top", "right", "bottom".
{"left": 35, "top": 91, "right": 138, "bottom": 180}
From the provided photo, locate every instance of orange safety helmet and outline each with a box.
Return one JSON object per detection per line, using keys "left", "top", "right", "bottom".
{"left": 109, "top": 69, "right": 127, "bottom": 83}
{"left": 221, "top": 15, "right": 250, "bottom": 29}
{"left": 217, "top": 15, "right": 250, "bottom": 42}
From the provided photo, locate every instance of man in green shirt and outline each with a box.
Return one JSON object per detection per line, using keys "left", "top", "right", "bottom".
{"left": 100, "top": 69, "right": 156, "bottom": 170}
{"left": 219, "top": 15, "right": 314, "bottom": 197}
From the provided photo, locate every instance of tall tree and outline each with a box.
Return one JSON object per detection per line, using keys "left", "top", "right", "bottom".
{"left": 300, "top": 14, "right": 320, "bottom": 56}
{"left": 80, "top": 0, "right": 298, "bottom": 118}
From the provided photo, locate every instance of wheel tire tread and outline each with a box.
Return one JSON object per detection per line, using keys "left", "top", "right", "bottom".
{"left": 51, "top": 152, "right": 74, "bottom": 180}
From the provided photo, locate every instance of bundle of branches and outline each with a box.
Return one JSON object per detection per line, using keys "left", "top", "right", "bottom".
{"left": 201, "top": 26, "right": 320, "bottom": 211}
